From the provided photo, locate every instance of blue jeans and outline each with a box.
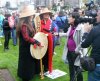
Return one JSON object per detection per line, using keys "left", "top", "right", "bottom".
{"left": 88, "top": 64, "right": 100, "bottom": 81}
{"left": 11, "top": 28, "right": 17, "bottom": 45}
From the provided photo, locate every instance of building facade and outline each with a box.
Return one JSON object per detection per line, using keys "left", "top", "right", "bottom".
{"left": 0, "top": 0, "right": 98, "bottom": 9}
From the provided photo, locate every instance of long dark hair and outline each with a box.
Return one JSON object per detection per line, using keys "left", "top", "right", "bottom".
{"left": 70, "top": 12, "right": 80, "bottom": 27}
{"left": 17, "top": 16, "right": 35, "bottom": 37}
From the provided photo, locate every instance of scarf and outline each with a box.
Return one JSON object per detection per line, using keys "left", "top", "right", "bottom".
{"left": 41, "top": 19, "right": 53, "bottom": 73}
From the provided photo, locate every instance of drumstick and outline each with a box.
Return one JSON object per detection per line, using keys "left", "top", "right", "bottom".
{"left": 40, "top": 59, "right": 44, "bottom": 79}
{"left": 34, "top": 15, "right": 44, "bottom": 79}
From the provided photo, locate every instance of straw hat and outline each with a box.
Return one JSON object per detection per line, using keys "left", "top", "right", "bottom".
{"left": 30, "top": 32, "right": 48, "bottom": 59}
{"left": 40, "top": 8, "right": 52, "bottom": 15}
{"left": 19, "top": 5, "right": 35, "bottom": 18}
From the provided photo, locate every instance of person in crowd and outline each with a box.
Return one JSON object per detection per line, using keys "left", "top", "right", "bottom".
{"left": 78, "top": 9, "right": 85, "bottom": 17}
{"left": 17, "top": 5, "right": 41, "bottom": 81}
{"left": 81, "top": 10, "right": 100, "bottom": 81}
{"left": 73, "top": 7, "right": 80, "bottom": 12}
{"left": 54, "top": 12, "right": 84, "bottom": 81}
{"left": 8, "top": 12, "right": 17, "bottom": 46}
{"left": 55, "top": 11, "right": 68, "bottom": 45}
{"left": 55, "top": 11, "right": 67, "bottom": 32}
{"left": 63, "top": 17, "right": 69, "bottom": 33}
{"left": 50, "top": 14, "right": 59, "bottom": 54}
{"left": 15, "top": 12, "right": 19, "bottom": 28}
{"left": 2, "top": 14, "right": 11, "bottom": 51}
{"left": 39, "top": 8, "right": 57, "bottom": 73}
{"left": 0, "top": 12, "right": 5, "bottom": 37}
{"left": 36, "top": 6, "right": 42, "bottom": 13}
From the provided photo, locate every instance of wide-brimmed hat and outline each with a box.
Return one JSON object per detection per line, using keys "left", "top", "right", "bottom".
{"left": 30, "top": 32, "right": 48, "bottom": 59}
{"left": 19, "top": 5, "right": 35, "bottom": 18}
{"left": 40, "top": 8, "right": 52, "bottom": 15}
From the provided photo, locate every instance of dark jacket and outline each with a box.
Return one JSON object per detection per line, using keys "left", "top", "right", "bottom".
{"left": 17, "top": 24, "right": 40, "bottom": 80}
{"left": 3, "top": 18, "right": 11, "bottom": 30}
{"left": 81, "top": 23, "right": 100, "bottom": 64}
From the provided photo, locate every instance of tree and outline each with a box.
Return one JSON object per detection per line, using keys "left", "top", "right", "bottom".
{"left": 52, "top": 3, "right": 57, "bottom": 11}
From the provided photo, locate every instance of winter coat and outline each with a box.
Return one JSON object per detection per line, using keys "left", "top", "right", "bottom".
{"left": 17, "top": 24, "right": 40, "bottom": 80}
{"left": 59, "top": 24, "right": 88, "bottom": 66}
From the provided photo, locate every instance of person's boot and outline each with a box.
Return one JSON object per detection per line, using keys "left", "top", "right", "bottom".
{"left": 22, "top": 79, "right": 29, "bottom": 81}
{"left": 4, "top": 48, "right": 7, "bottom": 51}
{"left": 6, "top": 47, "right": 9, "bottom": 50}
{"left": 4, "top": 47, "right": 9, "bottom": 51}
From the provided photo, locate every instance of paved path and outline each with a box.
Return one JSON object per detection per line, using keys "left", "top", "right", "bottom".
{"left": 0, "top": 69, "right": 15, "bottom": 81}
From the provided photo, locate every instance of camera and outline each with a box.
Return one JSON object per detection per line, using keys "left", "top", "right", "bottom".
{"left": 85, "top": 10, "right": 97, "bottom": 17}
{"left": 85, "top": 1, "right": 95, "bottom": 10}
{"left": 79, "top": 10, "right": 97, "bottom": 24}
{"left": 79, "top": 17, "right": 96, "bottom": 25}
{"left": 79, "top": 1, "right": 97, "bottom": 25}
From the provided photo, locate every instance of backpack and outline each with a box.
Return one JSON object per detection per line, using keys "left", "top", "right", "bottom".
{"left": 56, "top": 16, "right": 66, "bottom": 30}
{"left": 59, "top": 17, "right": 65, "bottom": 29}
{"left": 3, "top": 18, "right": 10, "bottom": 28}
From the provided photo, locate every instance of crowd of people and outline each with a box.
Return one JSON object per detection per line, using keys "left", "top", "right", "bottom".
{"left": 0, "top": 10, "right": 18, "bottom": 51}
{"left": 0, "top": 4, "right": 100, "bottom": 81}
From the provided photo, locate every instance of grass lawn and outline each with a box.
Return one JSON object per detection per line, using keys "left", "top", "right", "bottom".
{"left": 0, "top": 37, "right": 87, "bottom": 81}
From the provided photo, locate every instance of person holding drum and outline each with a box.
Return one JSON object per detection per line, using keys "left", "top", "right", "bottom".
{"left": 39, "top": 8, "right": 57, "bottom": 73}
{"left": 16, "top": 5, "right": 41, "bottom": 81}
